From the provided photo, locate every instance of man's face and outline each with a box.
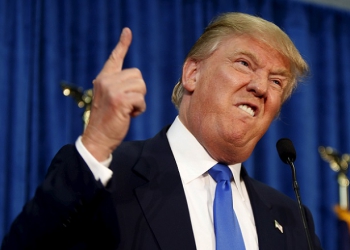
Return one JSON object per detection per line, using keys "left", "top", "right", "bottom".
{"left": 180, "top": 34, "right": 291, "bottom": 164}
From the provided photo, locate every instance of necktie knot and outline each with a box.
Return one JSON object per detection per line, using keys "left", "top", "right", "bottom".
{"left": 208, "top": 163, "right": 232, "bottom": 183}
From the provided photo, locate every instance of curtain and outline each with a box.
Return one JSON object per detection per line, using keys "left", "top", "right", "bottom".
{"left": 1, "top": 0, "right": 350, "bottom": 249}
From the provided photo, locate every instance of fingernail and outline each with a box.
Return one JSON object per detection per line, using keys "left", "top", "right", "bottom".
{"left": 121, "top": 28, "right": 127, "bottom": 36}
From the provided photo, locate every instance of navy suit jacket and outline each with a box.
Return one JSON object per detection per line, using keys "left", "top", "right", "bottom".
{"left": 1, "top": 126, "right": 322, "bottom": 249}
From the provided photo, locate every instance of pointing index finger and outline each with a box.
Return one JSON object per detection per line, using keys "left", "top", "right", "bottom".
{"left": 101, "top": 27, "right": 132, "bottom": 74}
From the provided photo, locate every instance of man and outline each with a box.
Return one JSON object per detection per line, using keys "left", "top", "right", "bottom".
{"left": 2, "top": 12, "right": 322, "bottom": 249}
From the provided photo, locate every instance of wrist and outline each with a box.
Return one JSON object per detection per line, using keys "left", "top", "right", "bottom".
{"left": 81, "top": 128, "right": 118, "bottom": 162}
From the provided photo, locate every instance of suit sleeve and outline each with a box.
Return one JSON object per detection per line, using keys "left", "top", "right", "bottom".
{"left": 1, "top": 144, "right": 112, "bottom": 250}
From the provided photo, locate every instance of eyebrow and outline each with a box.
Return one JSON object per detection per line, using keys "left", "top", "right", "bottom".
{"left": 270, "top": 69, "right": 292, "bottom": 78}
{"left": 233, "top": 49, "right": 259, "bottom": 64}
{"left": 232, "top": 49, "right": 292, "bottom": 78}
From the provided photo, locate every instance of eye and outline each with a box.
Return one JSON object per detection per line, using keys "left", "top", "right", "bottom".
{"left": 239, "top": 60, "right": 249, "bottom": 67}
{"left": 272, "top": 79, "right": 281, "bottom": 86}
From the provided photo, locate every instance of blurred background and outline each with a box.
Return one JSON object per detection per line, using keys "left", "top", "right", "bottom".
{"left": 1, "top": 0, "right": 350, "bottom": 249}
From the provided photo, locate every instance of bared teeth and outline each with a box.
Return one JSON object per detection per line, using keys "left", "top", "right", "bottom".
{"left": 238, "top": 104, "right": 255, "bottom": 117}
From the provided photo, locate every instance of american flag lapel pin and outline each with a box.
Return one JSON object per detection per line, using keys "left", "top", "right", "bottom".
{"left": 274, "top": 220, "right": 283, "bottom": 233}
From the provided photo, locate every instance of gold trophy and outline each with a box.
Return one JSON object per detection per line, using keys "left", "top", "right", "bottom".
{"left": 319, "top": 146, "right": 350, "bottom": 230}
{"left": 61, "top": 82, "right": 92, "bottom": 129}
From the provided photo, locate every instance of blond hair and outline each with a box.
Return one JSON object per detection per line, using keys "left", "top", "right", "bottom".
{"left": 171, "top": 12, "right": 309, "bottom": 109}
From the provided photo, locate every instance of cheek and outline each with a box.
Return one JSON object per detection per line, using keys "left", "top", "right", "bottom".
{"left": 193, "top": 82, "right": 223, "bottom": 110}
{"left": 265, "top": 95, "right": 282, "bottom": 119}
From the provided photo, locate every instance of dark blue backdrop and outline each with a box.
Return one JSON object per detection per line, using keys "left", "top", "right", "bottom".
{"left": 1, "top": 0, "right": 350, "bottom": 249}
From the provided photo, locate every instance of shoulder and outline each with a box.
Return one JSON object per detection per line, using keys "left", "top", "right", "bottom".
{"left": 112, "top": 124, "right": 172, "bottom": 162}
{"left": 249, "top": 177, "right": 297, "bottom": 205}
{"left": 241, "top": 166, "right": 299, "bottom": 211}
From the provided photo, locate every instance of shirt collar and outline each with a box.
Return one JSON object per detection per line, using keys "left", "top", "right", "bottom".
{"left": 167, "top": 116, "right": 244, "bottom": 197}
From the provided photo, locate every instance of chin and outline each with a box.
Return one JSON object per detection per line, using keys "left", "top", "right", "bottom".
{"left": 209, "top": 144, "right": 253, "bottom": 165}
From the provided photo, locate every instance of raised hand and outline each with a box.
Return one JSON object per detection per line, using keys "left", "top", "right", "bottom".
{"left": 81, "top": 28, "right": 146, "bottom": 161}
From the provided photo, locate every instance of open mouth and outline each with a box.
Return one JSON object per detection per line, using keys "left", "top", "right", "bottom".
{"left": 238, "top": 104, "right": 255, "bottom": 117}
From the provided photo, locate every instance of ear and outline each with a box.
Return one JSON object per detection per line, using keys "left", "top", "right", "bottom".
{"left": 182, "top": 59, "right": 199, "bottom": 92}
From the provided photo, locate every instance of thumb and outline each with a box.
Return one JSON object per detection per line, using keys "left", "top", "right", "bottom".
{"left": 100, "top": 27, "right": 132, "bottom": 74}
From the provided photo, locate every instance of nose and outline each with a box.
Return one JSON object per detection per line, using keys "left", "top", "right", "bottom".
{"left": 246, "top": 77, "right": 268, "bottom": 98}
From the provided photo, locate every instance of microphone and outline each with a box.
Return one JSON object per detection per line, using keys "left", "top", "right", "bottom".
{"left": 276, "top": 138, "right": 296, "bottom": 164}
{"left": 276, "top": 138, "right": 314, "bottom": 250}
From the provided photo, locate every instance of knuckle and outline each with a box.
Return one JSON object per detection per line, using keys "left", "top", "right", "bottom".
{"left": 140, "top": 81, "right": 147, "bottom": 94}
{"left": 130, "top": 67, "right": 142, "bottom": 77}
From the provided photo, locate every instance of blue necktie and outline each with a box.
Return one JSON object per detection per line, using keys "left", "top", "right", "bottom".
{"left": 208, "top": 163, "right": 245, "bottom": 250}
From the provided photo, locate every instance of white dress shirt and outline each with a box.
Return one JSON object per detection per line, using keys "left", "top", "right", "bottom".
{"left": 76, "top": 116, "right": 258, "bottom": 250}
{"left": 166, "top": 117, "right": 258, "bottom": 250}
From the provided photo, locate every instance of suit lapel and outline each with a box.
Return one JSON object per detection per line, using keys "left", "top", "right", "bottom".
{"left": 133, "top": 127, "right": 196, "bottom": 250}
{"left": 242, "top": 167, "right": 287, "bottom": 250}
